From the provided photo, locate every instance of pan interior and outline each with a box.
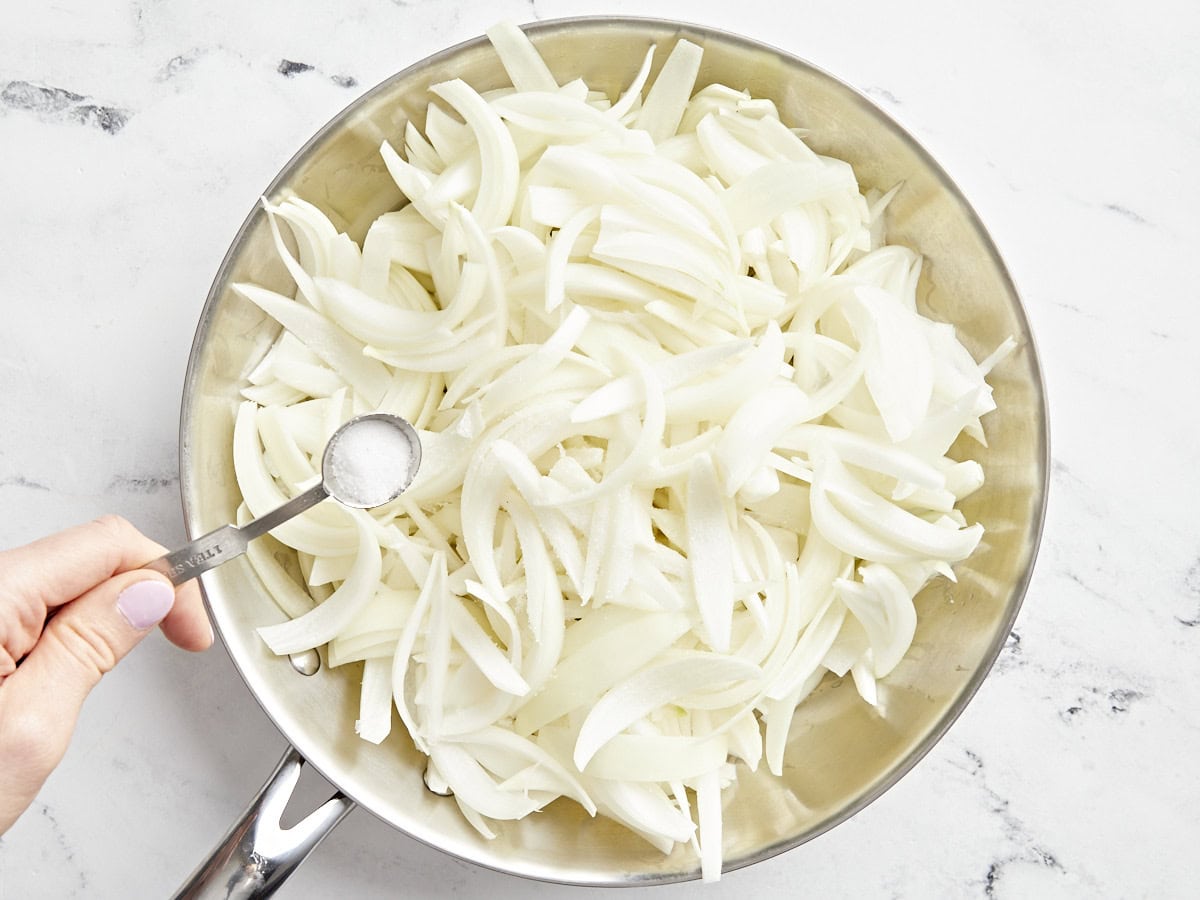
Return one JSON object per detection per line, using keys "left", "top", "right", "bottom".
{"left": 179, "top": 17, "right": 1047, "bottom": 885}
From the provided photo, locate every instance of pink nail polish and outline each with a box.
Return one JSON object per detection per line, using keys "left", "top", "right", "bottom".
{"left": 117, "top": 580, "right": 176, "bottom": 630}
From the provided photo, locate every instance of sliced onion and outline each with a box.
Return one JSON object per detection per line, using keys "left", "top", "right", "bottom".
{"left": 233, "top": 23, "right": 1010, "bottom": 881}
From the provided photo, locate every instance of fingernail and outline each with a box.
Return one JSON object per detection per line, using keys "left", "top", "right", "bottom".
{"left": 117, "top": 580, "right": 176, "bottom": 630}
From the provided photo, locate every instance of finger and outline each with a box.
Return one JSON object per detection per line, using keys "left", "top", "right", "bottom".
{"left": 0, "top": 570, "right": 176, "bottom": 833}
{"left": 159, "top": 579, "right": 214, "bottom": 652}
{"left": 10, "top": 570, "right": 176, "bottom": 711}
{"left": 0, "top": 514, "right": 214, "bottom": 656}
{"left": 1, "top": 515, "right": 170, "bottom": 613}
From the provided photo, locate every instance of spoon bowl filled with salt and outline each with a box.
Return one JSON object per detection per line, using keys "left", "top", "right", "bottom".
{"left": 146, "top": 414, "right": 422, "bottom": 585}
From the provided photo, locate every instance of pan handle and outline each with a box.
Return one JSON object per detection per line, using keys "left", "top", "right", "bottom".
{"left": 172, "top": 746, "right": 355, "bottom": 899}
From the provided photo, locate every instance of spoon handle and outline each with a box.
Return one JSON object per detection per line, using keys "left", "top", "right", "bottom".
{"left": 146, "top": 482, "right": 328, "bottom": 586}
{"left": 238, "top": 482, "right": 329, "bottom": 543}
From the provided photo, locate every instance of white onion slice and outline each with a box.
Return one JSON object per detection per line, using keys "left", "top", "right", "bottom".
{"left": 574, "top": 654, "right": 761, "bottom": 770}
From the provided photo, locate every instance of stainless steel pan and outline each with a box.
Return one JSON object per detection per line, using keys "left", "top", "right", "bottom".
{"left": 174, "top": 17, "right": 1049, "bottom": 897}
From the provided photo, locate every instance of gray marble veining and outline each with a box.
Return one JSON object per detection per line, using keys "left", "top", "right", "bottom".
{"left": 1, "top": 1, "right": 1198, "bottom": 898}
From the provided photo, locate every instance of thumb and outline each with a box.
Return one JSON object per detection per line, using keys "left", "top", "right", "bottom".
{"left": 24, "top": 571, "right": 177, "bottom": 711}
{"left": 1, "top": 571, "right": 175, "bottom": 762}
{"left": 0, "top": 572, "right": 176, "bottom": 833}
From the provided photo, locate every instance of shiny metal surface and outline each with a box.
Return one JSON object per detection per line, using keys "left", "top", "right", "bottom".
{"left": 172, "top": 748, "right": 354, "bottom": 900}
{"left": 147, "top": 484, "right": 326, "bottom": 586}
{"left": 178, "top": 16, "right": 1049, "bottom": 887}
{"left": 151, "top": 413, "right": 418, "bottom": 587}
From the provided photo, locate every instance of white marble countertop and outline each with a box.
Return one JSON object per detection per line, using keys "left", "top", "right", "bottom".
{"left": 2, "top": 1, "right": 1197, "bottom": 897}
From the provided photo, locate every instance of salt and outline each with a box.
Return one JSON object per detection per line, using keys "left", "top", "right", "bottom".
{"left": 324, "top": 416, "right": 420, "bottom": 508}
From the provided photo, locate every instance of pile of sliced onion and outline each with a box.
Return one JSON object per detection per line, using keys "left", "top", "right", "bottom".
{"left": 232, "top": 22, "right": 1012, "bottom": 881}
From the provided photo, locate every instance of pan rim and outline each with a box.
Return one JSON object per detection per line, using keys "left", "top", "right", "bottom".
{"left": 177, "top": 14, "right": 1050, "bottom": 886}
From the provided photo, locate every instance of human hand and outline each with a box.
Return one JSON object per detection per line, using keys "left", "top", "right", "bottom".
{"left": 0, "top": 515, "right": 213, "bottom": 833}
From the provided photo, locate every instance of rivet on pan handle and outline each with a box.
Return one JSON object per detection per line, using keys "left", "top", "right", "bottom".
{"left": 172, "top": 747, "right": 355, "bottom": 899}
